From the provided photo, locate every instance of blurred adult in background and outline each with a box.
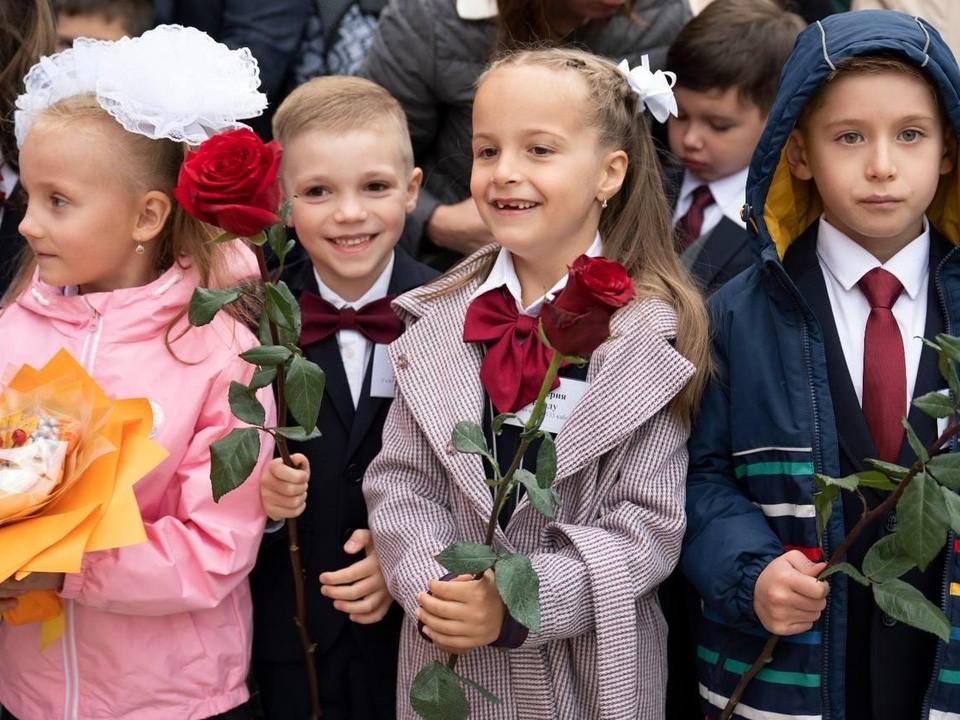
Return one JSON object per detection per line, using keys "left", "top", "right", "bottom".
{"left": 361, "top": 0, "right": 692, "bottom": 269}
{"left": 0, "top": 0, "right": 56, "bottom": 300}
{"left": 54, "top": 0, "right": 154, "bottom": 50}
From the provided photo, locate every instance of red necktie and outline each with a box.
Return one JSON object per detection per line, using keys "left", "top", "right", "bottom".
{"left": 675, "top": 185, "right": 714, "bottom": 250}
{"left": 299, "top": 292, "right": 402, "bottom": 346}
{"left": 859, "top": 268, "right": 906, "bottom": 463}
{"left": 462, "top": 286, "right": 559, "bottom": 414}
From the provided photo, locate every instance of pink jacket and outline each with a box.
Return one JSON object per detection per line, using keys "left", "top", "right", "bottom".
{"left": 0, "top": 261, "right": 276, "bottom": 720}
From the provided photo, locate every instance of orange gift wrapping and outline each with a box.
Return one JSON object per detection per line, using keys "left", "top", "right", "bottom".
{"left": 0, "top": 349, "right": 169, "bottom": 636}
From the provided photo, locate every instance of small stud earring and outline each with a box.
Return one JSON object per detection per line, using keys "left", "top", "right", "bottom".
{"left": 600, "top": 196, "right": 608, "bottom": 209}
{"left": 134, "top": 236, "right": 145, "bottom": 255}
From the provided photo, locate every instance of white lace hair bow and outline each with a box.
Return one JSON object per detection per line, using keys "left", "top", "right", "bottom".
{"left": 14, "top": 24, "right": 267, "bottom": 147}
{"left": 617, "top": 56, "right": 678, "bottom": 124}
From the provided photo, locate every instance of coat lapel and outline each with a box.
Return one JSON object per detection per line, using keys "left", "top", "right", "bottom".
{"left": 553, "top": 297, "right": 695, "bottom": 481}
{"left": 689, "top": 216, "right": 751, "bottom": 290}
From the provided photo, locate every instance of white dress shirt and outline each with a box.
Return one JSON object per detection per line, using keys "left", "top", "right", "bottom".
{"left": 672, "top": 167, "right": 748, "bottom": 241}
{"left": 313, "top": 253, "right": 395, "bottom": 407}
{"left": 469, "top": 233, "right": 604, "bottom": 316}
{"left": 815, "top": 215, "right": 930, "bottom": 409}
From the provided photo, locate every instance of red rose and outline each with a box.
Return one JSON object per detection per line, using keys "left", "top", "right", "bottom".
{"left": 173, "top": 128, "right": 282, "bottom": 238}
{"left": 541, "top": 256, "right": 634, "bottom": 357}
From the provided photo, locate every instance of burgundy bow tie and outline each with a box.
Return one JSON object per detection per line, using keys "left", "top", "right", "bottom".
{"left": 299, "top": 292, "right": 402, "bottom": 346}
{"left": 462, "top": 286, "right": 559, "bottom": 414}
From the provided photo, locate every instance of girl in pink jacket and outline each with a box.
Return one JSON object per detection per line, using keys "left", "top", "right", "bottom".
{"left": 0, "top": 27, "right": 276, "bottom": 720}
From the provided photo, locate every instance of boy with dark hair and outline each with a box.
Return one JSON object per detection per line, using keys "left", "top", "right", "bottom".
{"left": 683, "top": 10, "right": 960, "bottom": 720}
{"left": 250, "top": 75, "right": 437, "bottom": 719}
{"left": 665, "top": 0, "right": 804, "bottom": 293}
{"left": 54, "top": 0, "right": 153, "bottom": 50}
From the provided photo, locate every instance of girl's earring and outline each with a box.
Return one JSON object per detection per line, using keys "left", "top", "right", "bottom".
{"left": 600, "top": 196, "right": 608, "bottom": 209}
{"left": 134, "top": 236, "right": 145, "bottom": 255}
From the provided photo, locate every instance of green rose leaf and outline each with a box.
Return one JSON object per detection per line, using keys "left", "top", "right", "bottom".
{"left": 457, "top": 675, "right": 501, "bottom": 705}
{"left": 873, "top": 577, "right": 951, "bottom": 642}
{"left": 409, "top": 662, "right": 469, "bottom": 720}
{"left": 265, "top": 281, "right": 302, "bottom": 334}
{"left": 248, "top": 366, "right": 277, "bottom": 391}
{"left": 227, "top": 381, "right": 266, "bottom": 426}
{"left": 814, "top": 483, "right": 838, "bottom": 551}
{"left": 257, "top": 309, "right": 272, "bottom": 346}
{"left": 535, "top": 433, "right": 557, "bottom": 489}
{"left": 515, "top": 468, "right": 559, "bottom": 519}
{"left": 897, "top": 472, "right": 950, "bottom": 570}
{"left": 927, "top": 453, "right": 960, "bottom": 490}
{"left": 854, "top": 471, "right": 898, "bottom": 492}
{"left": 188, "top": 287, "right": 243, "bottom": 327}
{"left": 863, "top": 534, "right": 915, "bottom": 582}
{"left": 937, "top": 333, "right": 960, "bottom": 365}
{"left": 267, "top": 216, "right": 292, "bottom": 263}
{"left": 211, "top": 231, "right": 236, "bottom": 244}
{"left": 273, "top": 426, "right": 322, "bottom": 442}
{"left": 940, "top": 486, "right": 960, "bottom": 535}
{"left": 864, "top": 458, "right": 910, "bottom": 479}
{"left": 286, "top": 354, "right": 325, "bottom": 432}
{"left": 435, "top": 542, "right": 498, "bottom": 575}
{"left": 246, "top": 230, "right": 268, "bottom": 246}
{"left": 902, "top": 418, "right": 929, "bottom": 464}
{"left": 495, "top": 552, "right": 541, "bottom": 633}
{"left": 818, "top": 562, "right": 869, "bottom": 586}
{"left": 451, "top": 421, "right": 494, "bottom": 462}
{"left": 938, "top": 351, "right": 960, "bottom": 408}
{"left": 814, "top": 472, "right": 859, "bottom": 492}
{"left": 239, "top": 345, "right": 292, "bottom": 367}
{"left": 913, "top": 391, "right": 956, "bottom": 419}
{"left": 210, "top": 427, "right": 260, "bottom": 501}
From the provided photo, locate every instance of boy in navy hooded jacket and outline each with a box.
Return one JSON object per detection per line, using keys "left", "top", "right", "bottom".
{"left": 682, "top": 10, "right": 960, "bottom": 720}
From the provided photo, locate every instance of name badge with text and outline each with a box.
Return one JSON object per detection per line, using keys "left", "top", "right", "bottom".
{"left": 370, "top": 344, "right": 396, "bottom": 398}
{"left": 503, "top": 377, "right": 590, "bottom": 435}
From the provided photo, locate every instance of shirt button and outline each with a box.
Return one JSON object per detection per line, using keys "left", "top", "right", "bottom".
{"left": 344, "top": 346, "right": 355, "bottom": 360}
{"left": 396, "top": 354, "right": 409, "bottom": 369}
{"left": 880, "top": 612, "right": 897, "bottom": 628}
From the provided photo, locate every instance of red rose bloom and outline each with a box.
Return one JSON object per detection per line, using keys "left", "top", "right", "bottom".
{"left": 541, "top": 256, "right": 634, "bottom": 357}
{"left": 173, "top": 128, "right": 282, "bottom": 238}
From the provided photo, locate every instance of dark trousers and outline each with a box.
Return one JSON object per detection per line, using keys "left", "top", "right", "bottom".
{"left": 0, "top": 704, "right": 250, "bottom": 719}
{"left": 254, "top": 624, "right": 397, "bottom": 720}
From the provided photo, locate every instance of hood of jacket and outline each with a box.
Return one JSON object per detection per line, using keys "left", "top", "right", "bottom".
{"left": 745, "top": 9, "right": 960, "bottom": 263}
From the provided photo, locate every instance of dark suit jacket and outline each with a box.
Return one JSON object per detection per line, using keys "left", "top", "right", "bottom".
{"left": 665, "top": 167, "right": 753, "bottom": 296}
{"left": 0, "top": 187, "right": 26, "bottom": 297}
{"left": 784, "top": 223, "right": 948, "bottom": 720}
{"left": 250, "top": 247, "right": 438, "bottom": 664}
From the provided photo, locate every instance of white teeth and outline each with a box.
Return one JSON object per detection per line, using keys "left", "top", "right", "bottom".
{"left": 330, "top": 235, "right": 372, "bottom": 247}
{"left": 495, "top": 200, "right": 536, "bottom": 210}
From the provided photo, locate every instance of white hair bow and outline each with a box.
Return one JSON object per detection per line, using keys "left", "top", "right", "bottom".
{"left": 617, "top": 56, "right": 678, "bottom": 123}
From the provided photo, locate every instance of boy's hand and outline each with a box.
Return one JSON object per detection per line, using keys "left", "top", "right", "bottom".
{"left": 261, "top": 454, "right": 309, "bottom": 521}
{"left": 416, "top": 570, "right": 506, "bottom": 654}
{"left": 426, "top": 198, "right": 495, "bottom": 255}
{"left": 753, "top": 550, "right": 828, "bottom": 635}
{"left": 320, "top": 529, "right": 393, "bottom": 624}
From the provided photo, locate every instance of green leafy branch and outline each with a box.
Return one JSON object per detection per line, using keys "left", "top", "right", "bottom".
{"left": 409, "top": 352, "right": 566, "bottom": 720}
{"left": 721, "top": 333, "right": 960, "bottom": 720}
{"left": 188, "top": 213, "right": 326, "bottom": 720}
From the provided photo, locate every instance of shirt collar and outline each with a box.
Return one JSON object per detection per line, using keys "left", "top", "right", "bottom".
{"left": 469, "top": 233, "right": 603, "bottom": 316}
{"left": 680, "top": 167, "right": 748, "bottom": 229}
{"left": 816, "top": 215, "right": 929, "bottom": 300}
{"left": 456, "top": 0, "right": 497, "bottom": 20}
{"left": 313, "top": 251, "right": 395, "bottom": 309}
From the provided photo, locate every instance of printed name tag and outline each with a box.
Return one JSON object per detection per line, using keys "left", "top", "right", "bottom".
{"left": 503, "top": 378, "right": 590, "bottom": 435}
{"left": 370, "top": 344, "right": 395, "bottom": 398}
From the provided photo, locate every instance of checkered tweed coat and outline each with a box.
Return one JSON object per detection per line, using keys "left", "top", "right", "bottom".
{"left": 364, "top": 246, "right": 695, "bottom": 719}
